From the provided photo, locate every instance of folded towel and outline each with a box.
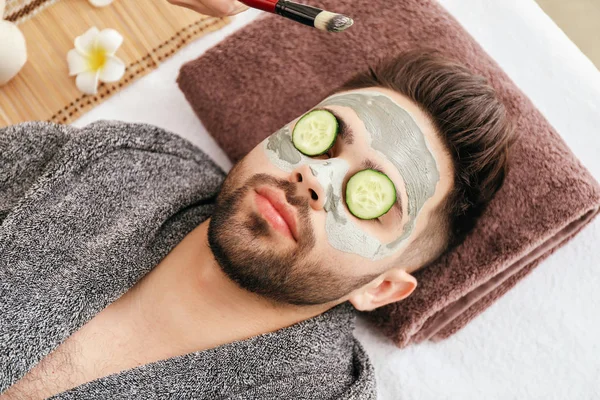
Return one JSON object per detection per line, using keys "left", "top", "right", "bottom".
{"left": 177, "top": 0, "right": 600, "bottom": 347}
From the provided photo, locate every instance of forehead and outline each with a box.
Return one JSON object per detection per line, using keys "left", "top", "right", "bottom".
{"left": 323, "top": 87, "right": 452, "bottom": 189}
{"left": 320, "top": 87, "right": 435, "bottom": 143}
{"left": 317, "top": 88, "right": 447, "bottom": 190}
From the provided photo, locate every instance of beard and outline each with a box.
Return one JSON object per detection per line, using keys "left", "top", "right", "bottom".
{"left": 207, "top": 159, "right": 376, "bottom": 306}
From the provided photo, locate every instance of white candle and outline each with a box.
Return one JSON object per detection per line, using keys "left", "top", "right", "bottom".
{"left": 0, "top": 20, "right": 27, "bottom": 86}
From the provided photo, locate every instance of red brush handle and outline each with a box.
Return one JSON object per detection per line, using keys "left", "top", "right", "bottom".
{"left": 238, "top": 0, "right": 278, "bottom": 13}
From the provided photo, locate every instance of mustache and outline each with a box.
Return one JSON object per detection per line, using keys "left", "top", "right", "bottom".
{"left": 215, "top": 171, "right": 313, "bottom": 236}
{"left": 214, "top": 171, "right": 314, "bottom": 250}
{"left": 244, "top": 173, "right": 311, "bottom": 215}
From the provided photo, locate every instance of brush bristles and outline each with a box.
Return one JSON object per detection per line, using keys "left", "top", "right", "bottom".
{"left": 314, "top": 10, "right": 354, "bottom": 32}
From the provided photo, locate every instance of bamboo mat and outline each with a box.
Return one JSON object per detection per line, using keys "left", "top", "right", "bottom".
{"left": 0, "top": 0, "right": 230, "bottom": 126}
{"left": 4, "top": 0, "right": 61, "bottom": 24}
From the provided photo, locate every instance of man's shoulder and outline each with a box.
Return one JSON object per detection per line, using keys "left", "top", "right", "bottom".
{"left": 227, "top": 302, "right": 378, "bottom": 399}
{"left": 75, "top": 120, "right": 226, "bottom": 176}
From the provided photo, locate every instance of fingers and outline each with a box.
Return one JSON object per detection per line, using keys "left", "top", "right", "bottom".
{"left": 229, "top": 3, "right": 249, "bottom": 15}
{"left": 167, "top": 0, "right": 248, "bottom": 17}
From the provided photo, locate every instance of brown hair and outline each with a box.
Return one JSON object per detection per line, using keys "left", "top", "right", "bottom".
{"left": 337, "top": 50, "right": 516, "bottom": 264}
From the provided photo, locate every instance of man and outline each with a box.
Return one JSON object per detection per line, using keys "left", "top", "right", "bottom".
{"left": 0, "top": 51, "right": 513, "bottom": 399}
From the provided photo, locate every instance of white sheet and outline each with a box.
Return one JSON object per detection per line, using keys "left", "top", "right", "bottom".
{"left": 73, "top": 1, "right": 600, "bottom": 398}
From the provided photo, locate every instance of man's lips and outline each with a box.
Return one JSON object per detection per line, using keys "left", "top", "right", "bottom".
{"left": 254, "top": 186, "right": 299, "bottom": 241}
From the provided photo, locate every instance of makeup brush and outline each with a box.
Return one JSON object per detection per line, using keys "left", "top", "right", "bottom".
{"left": 238, "top": 0, "right": 354, "bottom": 33}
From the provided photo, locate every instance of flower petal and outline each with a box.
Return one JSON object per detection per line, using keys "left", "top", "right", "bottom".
{"left": 98, "top": 56, "right": 125, "bottom": 83}
{"left": 89, "top": 0, "right": 114, "bottom": 7}
{"left": 75, "top": 27, "right": 100, "bottom": 56}
{"left": 76, "top": 70, "right": 100, "bottom": 95}
{"left": 96, "top": 29, "right": 123, "bottom": 56}
{"left": 67, "top": 49, "right": 90, "bottom": 76}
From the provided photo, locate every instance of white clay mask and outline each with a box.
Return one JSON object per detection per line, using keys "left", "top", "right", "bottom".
{"left": 262, "top": 91, "right": 440, "bottom": 260}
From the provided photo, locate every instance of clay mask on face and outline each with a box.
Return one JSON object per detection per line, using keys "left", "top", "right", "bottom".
{"left": 262, "top": 91, "right": 440, "bottom": 260}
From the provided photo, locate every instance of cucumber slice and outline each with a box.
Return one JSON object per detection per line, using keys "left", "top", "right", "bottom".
{"left": 346, "top": 169, "right": 397, "bottom": 220}
{"left": 292, "top": 110, "right": 338, "bottom": 156}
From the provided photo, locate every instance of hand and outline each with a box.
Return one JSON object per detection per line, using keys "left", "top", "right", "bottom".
{"left": 167, "top": 0, "right": 249, "bottom": 17}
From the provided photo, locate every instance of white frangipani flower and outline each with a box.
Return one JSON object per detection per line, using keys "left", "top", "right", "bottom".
{"left": 89, "top": 0, "right": 115, "bottom": 7}
{"left": 67, "top": 27, "right": 125, "bottom": 95}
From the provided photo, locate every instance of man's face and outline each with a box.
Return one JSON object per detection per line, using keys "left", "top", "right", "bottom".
{"left": 208, "top": 87, "right": 453, "bottom": 306}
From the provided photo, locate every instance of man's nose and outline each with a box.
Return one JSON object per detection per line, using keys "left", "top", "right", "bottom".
{"left": 290, "top": 164, "right": 326, "bottom": 211}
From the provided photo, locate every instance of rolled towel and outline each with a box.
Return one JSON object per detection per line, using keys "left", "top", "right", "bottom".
{"left": 177, "top": 0, "right": 600, "bottom": 347}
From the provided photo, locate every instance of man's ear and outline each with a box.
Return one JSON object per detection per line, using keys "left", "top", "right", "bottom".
{"left": 348, "top": 268, "right": 417, "bottom": 311}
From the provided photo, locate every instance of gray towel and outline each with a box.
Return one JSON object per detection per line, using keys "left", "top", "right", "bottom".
{"left": 0, "top": 120, "right": 375, "bottom": 399}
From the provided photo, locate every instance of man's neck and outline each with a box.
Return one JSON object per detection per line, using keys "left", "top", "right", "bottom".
{"left": 121, "top": 219, "right": 334, "bottom": 354}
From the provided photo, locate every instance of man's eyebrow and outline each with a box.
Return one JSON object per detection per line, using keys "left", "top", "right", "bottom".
{"left": 361, "top": 159, "right": 404, "bottom": 220}
{"left": 314, "top": 108, "right": 354, "bottom": 145}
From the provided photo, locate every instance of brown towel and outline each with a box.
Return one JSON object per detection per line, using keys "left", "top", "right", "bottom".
{"left": 177, "top": 0, "right": 600, "bottom": 347}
